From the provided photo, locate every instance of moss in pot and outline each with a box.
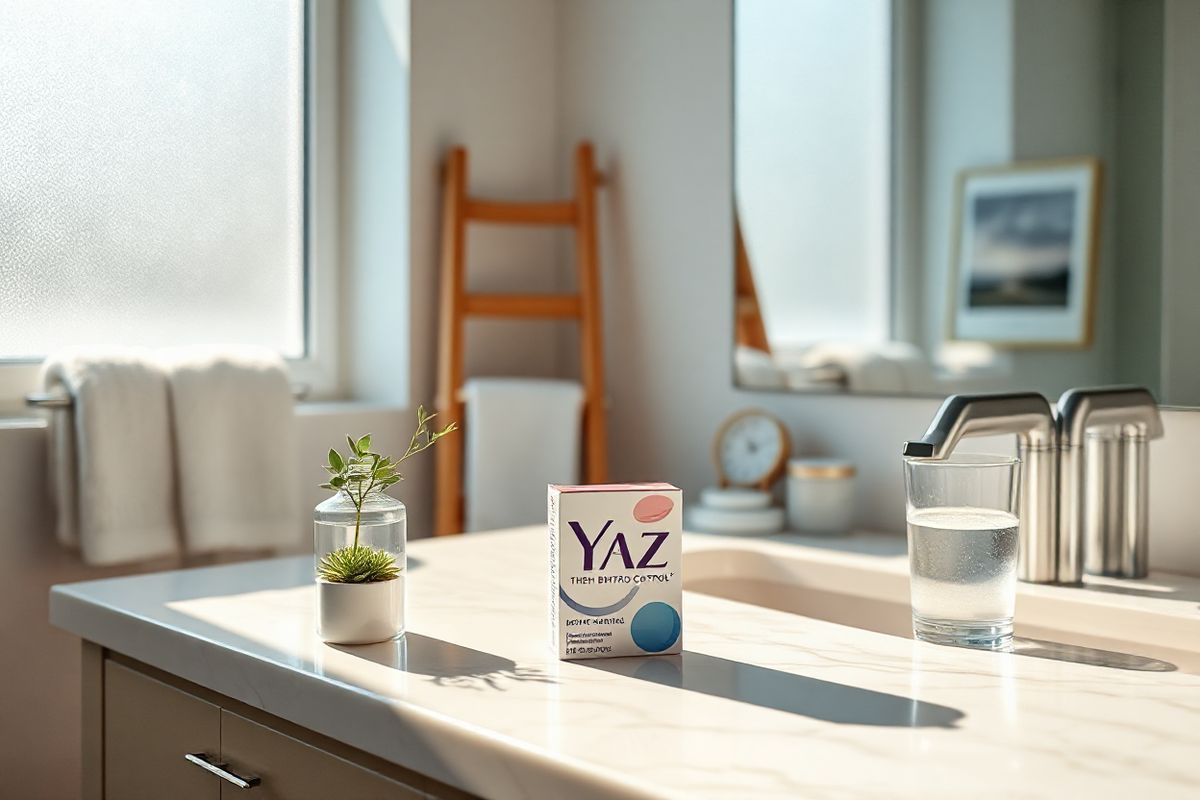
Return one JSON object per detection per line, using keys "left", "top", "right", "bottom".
{"left": 314, "top": 407, "right": 456, "bottom": 644}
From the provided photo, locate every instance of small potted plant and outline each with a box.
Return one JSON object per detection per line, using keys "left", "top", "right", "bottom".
{"left": 314, "top": 406, "right": 456, "bottom": 644}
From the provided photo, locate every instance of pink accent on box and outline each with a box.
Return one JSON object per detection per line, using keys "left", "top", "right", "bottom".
{"left": 633, "top": 495, "right": 674, "bottom": 523}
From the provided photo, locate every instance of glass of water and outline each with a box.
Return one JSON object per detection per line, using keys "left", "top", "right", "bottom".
{"left": 903, "top": 454, "right": 1021, "bottom": 650}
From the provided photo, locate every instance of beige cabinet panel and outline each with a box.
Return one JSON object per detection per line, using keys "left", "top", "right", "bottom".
{"left": 219, "top": 710, "right": 424, "bottom": 799}
{"left": 104, "top": 661, "right": 221, "bottom": 800}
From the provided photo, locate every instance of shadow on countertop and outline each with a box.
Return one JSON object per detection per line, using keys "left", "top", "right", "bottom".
{"left": 580, "top": 651, "right": 964, "bottom": 728}
{"left": 1010, "top": 637, "right": 1177, "bottom": 672}
{"left": 332, "top": 633, "right": 558, "bottom": 689}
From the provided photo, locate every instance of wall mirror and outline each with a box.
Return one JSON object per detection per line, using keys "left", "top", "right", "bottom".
{"left": 733, "top": 0, "right": 1198, "bottom": 405}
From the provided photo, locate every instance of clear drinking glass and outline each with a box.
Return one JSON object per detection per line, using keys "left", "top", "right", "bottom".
{"left": 903, "top": 454, "right": 1021, "bottom": 650}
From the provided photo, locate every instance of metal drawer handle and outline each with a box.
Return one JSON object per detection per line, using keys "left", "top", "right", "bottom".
{"left": 185, "top": 752, "right": 261, "bottom": 789}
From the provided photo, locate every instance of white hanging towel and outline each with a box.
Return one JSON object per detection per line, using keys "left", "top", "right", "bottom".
{"left": 162, "top": 346, "right": 299, "bottom": 554}
{"left": 42, "top": 350, "right": 179, "bottom": 565}
{"left": 463, "top": 378, "right": 584, "bottom": 531}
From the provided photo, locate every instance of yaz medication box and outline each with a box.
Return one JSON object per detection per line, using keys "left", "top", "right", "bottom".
{"left": 549, "top": 483, "right": 683, "bottom": 660}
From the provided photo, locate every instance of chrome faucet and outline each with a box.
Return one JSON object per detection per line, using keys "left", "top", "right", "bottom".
{"left": 903, "top": 387, "right": 1163, "bottom": 585}
{"left": 1056, "top": 387, "right": 1163, "bottom": 581}
{"left": 902, "top": 393, "right": 1058, "bottom": 583}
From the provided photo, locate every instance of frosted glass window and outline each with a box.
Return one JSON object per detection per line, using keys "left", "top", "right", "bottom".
{"left": 0, "top": 0, "right": 305, "bottom": 359}
{"left": 735, "top": 0, "right": 891, "bottom": 348}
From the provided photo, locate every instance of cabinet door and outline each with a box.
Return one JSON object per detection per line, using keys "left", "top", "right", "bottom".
{"left": 219, "top": 710, "right": 424, "bottom": 799}
{"left": 105, "top": 661, "right": 221, "bottom": 800}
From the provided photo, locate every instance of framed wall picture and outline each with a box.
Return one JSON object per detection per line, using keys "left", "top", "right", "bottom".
{"left": 949, "top": 158, "right": 1103, "bottom": 348}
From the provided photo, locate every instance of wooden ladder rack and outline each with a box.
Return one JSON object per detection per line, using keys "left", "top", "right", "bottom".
{"left": 434, "top": 142, "right": 609, "bottom": 536}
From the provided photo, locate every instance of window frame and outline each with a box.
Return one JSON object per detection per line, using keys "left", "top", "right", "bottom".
{"left": 890, "top": 0, "right": 920, "bottom": 345}
{"left": 0, "top": 0, "right": 340, "bottom": 410}
{"left": 296, "top": 0, "right": 342, "bottom": 398}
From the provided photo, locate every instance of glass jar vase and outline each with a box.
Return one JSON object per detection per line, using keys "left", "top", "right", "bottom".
{"left": 313, "top": 485, "right": 407, "bottom": 644}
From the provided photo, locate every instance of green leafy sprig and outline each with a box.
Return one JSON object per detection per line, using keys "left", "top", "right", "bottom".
{"left": 317, "top": 406, "right": 457, "bottom": 584}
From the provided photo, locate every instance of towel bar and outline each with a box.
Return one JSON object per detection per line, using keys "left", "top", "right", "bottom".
{"left": 25, "top": 384, "right": 311, "bottom": 408}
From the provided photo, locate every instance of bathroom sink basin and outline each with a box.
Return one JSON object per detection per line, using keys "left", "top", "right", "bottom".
{"left": 683, "top": 531, "right": 1200, "bottom": 673}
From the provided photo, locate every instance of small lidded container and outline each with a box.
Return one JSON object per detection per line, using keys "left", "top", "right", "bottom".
{"left": 786, "top": 458, "right": 856, "bottom": 534}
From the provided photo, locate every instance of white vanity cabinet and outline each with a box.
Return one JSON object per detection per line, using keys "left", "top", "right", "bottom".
{"left": 87, "top": 644, "right": 475, "bottom": 800}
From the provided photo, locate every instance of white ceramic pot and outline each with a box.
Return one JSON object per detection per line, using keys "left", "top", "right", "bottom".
{"left": 317, "top": 577, "right": 404, "bottom": 645}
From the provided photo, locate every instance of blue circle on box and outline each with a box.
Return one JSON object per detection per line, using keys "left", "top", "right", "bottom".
{"left": 631, "top": 602, "right": 681, "bottom": 653}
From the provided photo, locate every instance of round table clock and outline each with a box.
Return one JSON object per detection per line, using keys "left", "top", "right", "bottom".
{"left": 712, "top": 408, "right": 791, "bottom": 491}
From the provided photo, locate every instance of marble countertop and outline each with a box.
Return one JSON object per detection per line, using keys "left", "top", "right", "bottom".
{"left": 51, "top": 528, "right": 1200, "bottom": 799}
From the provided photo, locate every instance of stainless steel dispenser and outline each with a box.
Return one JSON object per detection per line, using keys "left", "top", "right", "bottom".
{"left": 1057, "top": 387, "right": 1162, "bottom": 580}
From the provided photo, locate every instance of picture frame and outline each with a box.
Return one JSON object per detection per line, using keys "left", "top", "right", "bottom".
{"left": 948, "top": 158, "right": 1103, "bottom": 348}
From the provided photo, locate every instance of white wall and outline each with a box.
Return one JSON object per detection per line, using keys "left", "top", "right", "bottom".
{"left": 409, "top": 0, "right": 566, "bottom": 389}
{"left": 339, "top": 0, "right": 567, "bottom": 535}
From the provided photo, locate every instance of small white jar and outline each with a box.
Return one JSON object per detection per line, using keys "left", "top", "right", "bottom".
{"left": 786, "top": 458, "right": 856, "bottom": 534}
